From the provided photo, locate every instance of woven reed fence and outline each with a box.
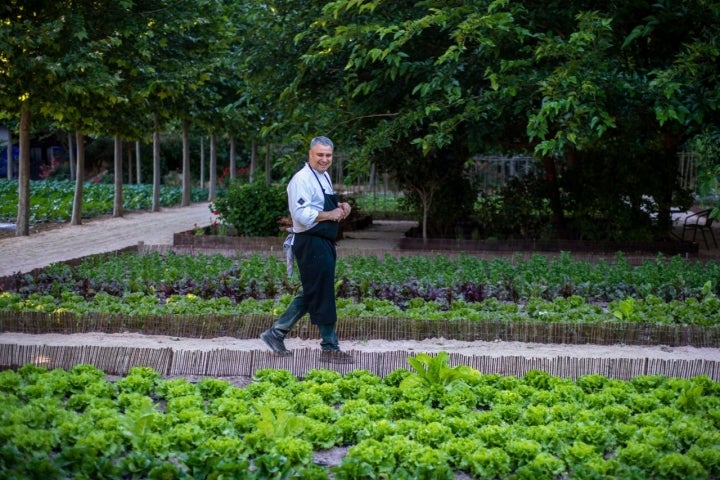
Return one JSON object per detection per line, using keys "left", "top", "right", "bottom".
{"left": 1, "top": 344, "right": 718, "bottom": 381}
{"left": 2, "top": 311, "right": 719, "bottom": 347}
{"left": 2, "top": 311, "right": 720, "bottom": 380}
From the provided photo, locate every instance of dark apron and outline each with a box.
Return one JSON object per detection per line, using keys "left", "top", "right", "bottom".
{"left": 292, "top": 171, "right": 339, "bottom": 325}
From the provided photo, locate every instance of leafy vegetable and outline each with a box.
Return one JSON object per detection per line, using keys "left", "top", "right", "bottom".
{"left": 1, "top": 361, "right": 719, "bottom": 478}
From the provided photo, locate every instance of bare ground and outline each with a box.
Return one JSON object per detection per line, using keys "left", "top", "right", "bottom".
{"left": 0, "top": 203, "right": 215, "bottom": 277}
{"left": 3, "top": 331, "right": 718, "bottom": 364}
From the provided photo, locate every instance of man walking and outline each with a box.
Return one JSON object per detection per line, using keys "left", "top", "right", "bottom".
{"left": 260, "top": 136, "right": 353, "bottom": 364}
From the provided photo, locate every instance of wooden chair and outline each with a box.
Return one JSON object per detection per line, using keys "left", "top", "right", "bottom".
{"left": 681, "top": 209, "right": 717, "bottom": 248}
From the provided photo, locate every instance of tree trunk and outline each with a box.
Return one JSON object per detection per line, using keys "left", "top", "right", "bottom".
{"left": 135, "top": 141, "right": 142, "bottom": 184}
{"left": 415, "top": 184, "right": 434, "bottom": 242}
{"left": 542, "top": 155, "right": 565, "bottom": 235}
{"left": 15, "top": 103, "right": 30, "bottom": 236}
{"left": 208, "top": 133, "right": 217, "bottom": 201}
{"left": 250, "top": 140, "right": 258, "bottom": 182}
{"left": 151, "top": 115, "right": 161, "bottom": 212}
{"left": 67, "top": 132, "right": 75, "bottom": 181}
{"left": 181, "top": 119, "right": 191, "bottom": 207}
{"left": 199, "top": 136, "right": 205, "bottom": 188}
{"left": 71, "top": 132, "right": 85, "bottom": 225}
{"left": 127, "top": 145, "right": 133, "bottom": 184}
{"left": 113, "top": 136, "right": 123, "bottom": 217}
{"left": 229, "top": 136, "right": 236, "bottom": 180}
{"left": 656, "top": 132, "right": 683, "bottom": 236}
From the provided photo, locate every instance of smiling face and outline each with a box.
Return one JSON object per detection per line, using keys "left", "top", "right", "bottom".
{"left": 308, "top": 143, "right": 333, "bottom": 174}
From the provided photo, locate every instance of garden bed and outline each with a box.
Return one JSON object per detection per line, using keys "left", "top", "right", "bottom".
{"left": 399, "top": 237, "right": 700, "bottom": 255}
{"left": 3, "top": 356, "right": 718, "bottom": 480}
{"left": 173, "top": 232, "right": 284, "bottom": 250}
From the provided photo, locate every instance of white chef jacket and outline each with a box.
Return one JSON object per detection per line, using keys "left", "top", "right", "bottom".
{"left": 287, "top": 162, "right": 334, "bottom": 233}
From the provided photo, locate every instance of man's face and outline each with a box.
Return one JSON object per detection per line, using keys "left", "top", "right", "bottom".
{"left": 308, "top": 144, "right": 333, "bottom": 173}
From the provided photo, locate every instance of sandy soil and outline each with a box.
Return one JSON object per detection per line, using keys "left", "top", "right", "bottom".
{"left": 3, "top": 331, "right": 718, "bottom": 362}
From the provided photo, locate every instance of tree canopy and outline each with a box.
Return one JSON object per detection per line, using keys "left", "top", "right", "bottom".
{"left": 287, "top": 0, "right": 720, "bottom": 238}
{"left": 1, "top": 0, "right": 718, "bottom": 240}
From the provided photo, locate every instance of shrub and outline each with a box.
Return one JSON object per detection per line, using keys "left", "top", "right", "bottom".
{"left": 211, "top": 179, "right": 287, "bottom": 237}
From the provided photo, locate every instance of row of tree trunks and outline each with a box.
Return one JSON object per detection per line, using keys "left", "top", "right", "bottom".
{"left": 10, "top": 111, "right": 271, "bottom": 236}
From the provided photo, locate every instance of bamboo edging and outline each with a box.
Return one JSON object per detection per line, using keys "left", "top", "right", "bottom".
{"left": 0, "top": 344, "right": 718, "bottom": 381}
{"left": 1, "top": 311, "right": 719, "bottom": 380}
{"left": 2, "top": 311, "right": 718, "bottom": 347}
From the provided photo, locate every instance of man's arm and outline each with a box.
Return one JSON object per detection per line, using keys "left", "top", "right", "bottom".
{"left": 316, "top": 204, "right": 350, "bottom": 222}
{"left": 288, "top": 172, "right": 351, "bottom": 225}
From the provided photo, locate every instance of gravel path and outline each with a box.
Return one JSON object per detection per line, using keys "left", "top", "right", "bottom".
{"left": 0, "top": 203, "right": 213, "bottom": 277}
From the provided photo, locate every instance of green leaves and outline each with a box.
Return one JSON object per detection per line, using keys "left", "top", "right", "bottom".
{"left": 2, "top": 362, "right": 720, "bottom": 478}
{"left": 5, "top": 248, "right": 720, "bottom": 328}
{"left": 401, "top": 351, "right": 480, "bottom": 391}
{"left": 210, "top": 179, "right": 287, "bottom": 237}
{"left": 0, "top": 180, "right": 206, "bottom": 223}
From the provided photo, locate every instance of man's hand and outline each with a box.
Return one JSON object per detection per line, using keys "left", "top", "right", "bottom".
{"left": 339, "top": 202, "right": 352, "bottom": 219}
{"left": 318, "top": 205, "right": 350, "bottom": 222}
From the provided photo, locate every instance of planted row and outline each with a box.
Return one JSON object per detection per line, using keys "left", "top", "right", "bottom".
{"left": 3, "top": 289, "right": 720, "bottom": 326}
{"left": 0, "top": 180, "right": 209, "bottom": 223}
{"left": 1, "top": 357, "right": 718, "bottom": 479}
{"left": 8, "top": 251, "right": 720, "bottom": 304}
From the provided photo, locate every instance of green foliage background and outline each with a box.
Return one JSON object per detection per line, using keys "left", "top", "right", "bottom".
{"left": 0, "top": 180, "right": 208, "bottom": 223}
{"left": 210, "top": 180, "right": 287, "bottom": 237}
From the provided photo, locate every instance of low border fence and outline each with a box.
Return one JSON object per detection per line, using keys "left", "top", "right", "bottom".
{"left": 1, "top": 343, "right": 717, "bottom": 381}
{"left": 1, "top": 312, "right": 718, "bottom": 380}
{"left": 2, "top": 312, "right": 718, "bottom": 348}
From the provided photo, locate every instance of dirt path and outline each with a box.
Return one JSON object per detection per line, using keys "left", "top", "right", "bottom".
{"left": 3, "top": 331, "right": 718, "bottom": 362}
{"left": 0, "top": 203, "right": 214, "bottom": 277}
